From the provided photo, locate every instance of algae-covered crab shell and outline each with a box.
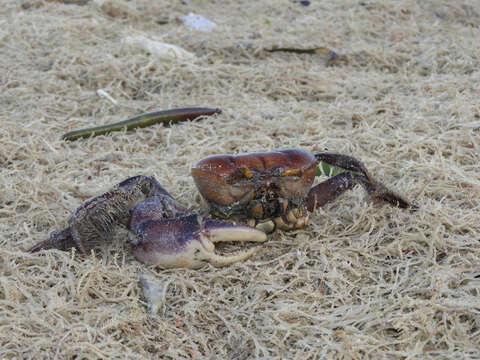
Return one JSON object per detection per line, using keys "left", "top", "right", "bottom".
{"left": 191, "top": 149, "right": 317, "bottom": 215}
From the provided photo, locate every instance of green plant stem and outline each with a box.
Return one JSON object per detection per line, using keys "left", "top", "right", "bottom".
{"left": 316, "top": 162, "right": 347, "bottom": 177}
{"left": 62, "top": 107, "right": 222, "bottom": 141}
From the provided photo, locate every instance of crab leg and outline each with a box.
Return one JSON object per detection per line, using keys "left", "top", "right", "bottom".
{"left": 314, "top": 152, "right": 374, "bottom": 184}
{"left": 312, "top": 152, "right": 411, "bottom": 210}
{"left": 27, "top": 227, "right": 76, "bottom": 253}
{"left": 131, "top": 213, "right": 266, "bottom": 269}
{"left": 306, "top": 172, "right": 411, "bottom": 212}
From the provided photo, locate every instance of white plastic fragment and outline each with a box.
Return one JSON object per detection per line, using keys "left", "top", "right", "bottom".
{"left": 181, "top": 12, "right": 217, "bottom": 32}
{"left": 140, "top": 272, "right": 167, "bottom": 315}
{"left": 96, "top": 89, "right": 118, "bottom": 105}
{"left": 123, "top": 36, "right": 195, "bottom": 60}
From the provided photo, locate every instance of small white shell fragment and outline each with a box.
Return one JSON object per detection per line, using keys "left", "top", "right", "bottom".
{"left": 140, "top": 272, "right": 166, "bottom": 315}
{"left": 181, "top": 12, "right": 217, "bottom": 32}
{"left": 96, "top": 89, "right": 118, "bottom": 105}
{"left": 123, "top": 36, "right": 195, "bottom": 60}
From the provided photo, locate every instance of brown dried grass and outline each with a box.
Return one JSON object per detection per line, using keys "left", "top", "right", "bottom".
{"left": 1, "top": 0, "right": 479, "bottom": 358}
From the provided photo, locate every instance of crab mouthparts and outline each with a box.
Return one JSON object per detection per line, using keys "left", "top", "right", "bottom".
{"left": 131, "top": 214, "right": 266, "bottom": 269}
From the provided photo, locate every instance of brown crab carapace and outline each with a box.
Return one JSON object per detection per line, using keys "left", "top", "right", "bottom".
{"left": 191, "top": 149, "right": 411, "bottom": 232}
{"left": 28, "top": 175, "right": 266, "bottom": 269}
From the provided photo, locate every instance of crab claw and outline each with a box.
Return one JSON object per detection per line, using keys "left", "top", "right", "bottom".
{"left": 130, "top": 213, "right": 267, "bottom": 269}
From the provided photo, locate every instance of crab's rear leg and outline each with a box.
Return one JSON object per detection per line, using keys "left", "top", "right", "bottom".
{"left": 27, "top": 227, "right": 76, "bottom": 253}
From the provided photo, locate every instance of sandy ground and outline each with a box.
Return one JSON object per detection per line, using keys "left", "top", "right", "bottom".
{"left": 1, "top": 0, "right": 479, "bottom": 358}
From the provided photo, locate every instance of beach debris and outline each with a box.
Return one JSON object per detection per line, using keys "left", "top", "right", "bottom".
{"left": 123, "top": 36, "right": 195, "bottom": 60}
{"left": 61, "top": 107, "right": 221, "bottom": 141}
{"left": 140, "top": 272, "right": 167, "bottom": 315}
{"left": 181, "top": 13, "right": 217, "bottom": 32}
{"left": 94, "top": 0, "right": 135, "bottom": 18}
{"left": 295, "top": 0, "right": 311, "bottom": 6}
{"left": 96, "top": 89, "right": 118, "bottom": 105}
{"left": 265, "top": 46, "right": 347, "bottom": 65}
{"left": 21, "top": 0, "right": 89, "bottom": 9}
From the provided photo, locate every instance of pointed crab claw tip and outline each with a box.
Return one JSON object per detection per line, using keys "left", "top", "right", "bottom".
{"left": 203, "top": 219, "right": 267, "bottom": 243}
{"left": 203, "top": 246, "right": 262, "bottom": 268}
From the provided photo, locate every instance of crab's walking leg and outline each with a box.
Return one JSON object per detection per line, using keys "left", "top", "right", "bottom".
{"left": 131, "top": 213, "right": 266, "bottom": 269}
{"left": 27, "top": 227, "right": 76, "bottom": 253}
{"left": 313, "top": 152, "right": 411, "bottom": 209}
{"left": 314, "top": 152, "right": 374, "bottom": 184}
{"left": 306, "top": 172, "right": 411, "bottom": 212}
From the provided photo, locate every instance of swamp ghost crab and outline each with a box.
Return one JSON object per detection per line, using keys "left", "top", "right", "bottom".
{"left": 29, "top": 149, "right": 411, "bottom": 269}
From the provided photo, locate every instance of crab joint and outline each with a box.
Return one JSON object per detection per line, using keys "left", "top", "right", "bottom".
{"left": 131, "top": 213, "right": 266, "bottom": 269}
{"left": 314, "top": 152, "right": 374, "bottom": 184}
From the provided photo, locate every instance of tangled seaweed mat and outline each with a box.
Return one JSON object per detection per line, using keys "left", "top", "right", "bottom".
{"left": 1, "top": 0, "right": 479, "bottom": 358}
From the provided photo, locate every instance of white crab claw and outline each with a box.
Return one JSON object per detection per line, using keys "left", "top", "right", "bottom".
{"left": 131, "top": 213, "right": 266, "bottom": 269}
